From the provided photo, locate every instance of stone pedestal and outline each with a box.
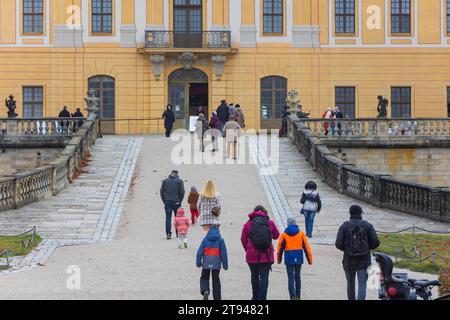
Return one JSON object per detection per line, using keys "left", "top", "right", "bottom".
{"left": 376, "top": 121, "right": 388, "bottom": 136}
{"left": 7, "top": 120, "right": 18, "bottom": 135}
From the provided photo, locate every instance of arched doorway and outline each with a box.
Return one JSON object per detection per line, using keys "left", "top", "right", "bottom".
{"left": 168, "top": 68, "right": 208, "bottom": 130}
{"left": 88, "top": 75, "right": 115, "bottom": 134}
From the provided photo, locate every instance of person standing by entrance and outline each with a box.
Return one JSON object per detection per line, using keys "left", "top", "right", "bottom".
{"left": 195, "top": 113, "right": 209, "bottom": 152}
{"left": 162, "top": 104, "right": 176, "bottom": 138}
{"left": 241, "top": 205, "right": 280, "bottom": 300}
{"left": 223, "top": 116, "right": 242, "bottom": 160}
{"left": 160, "top": 170, "right": 185, "bottom": 239}
{"left": 198, "top": 180, "right": 221, "bottom": 233}
{"left": 335, "top": 205, "right": 380, "bottom": 300}
{"left": 216, "top": 100, "right": 230, "bottom": 133}
{"left": 209, "top": 112, "right": 221, "bottom": 152}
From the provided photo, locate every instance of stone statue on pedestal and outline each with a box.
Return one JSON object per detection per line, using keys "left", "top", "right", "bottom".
{"left": 377, "top": 95, "right": 389, "bottom": 118}
{"left": 84, "top": 89, "right": 100, "bottom": 116}
{"left": 5, "top": 95, "right": 17, "bottom": 118}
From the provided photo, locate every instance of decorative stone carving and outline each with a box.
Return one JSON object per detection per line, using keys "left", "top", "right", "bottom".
{"left": 377, "top": 95, "right": 389, "bottom": 119}
{"left": 84, "top": 89, "right": 100, "bottom": 116}
{"left": 211, "top": 55, "right": 227, "bottom": 81}
{"left": 149, "top": 54, "right": 165, "bottom": 80}
{"left": 5, "top": 95, "right": 17, "bottom": 118}
{"left": 178, "top": 52, "right": 199, "bottom": 70}
{"left": 292, "top": 25, "right": 320, "bottom": 48}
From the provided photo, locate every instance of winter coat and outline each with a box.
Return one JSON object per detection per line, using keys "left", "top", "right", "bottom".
{"left": 216, "top": 103, "right": 230, "bottom": 124}
{"left": 187, "top": 191, "right": 199, "bottom": 210}
{"left": 300, "top": 190, "right": 321, "bottom": 213}
{"left": 229, "top": 106, "right": 238, "bottom": 119}
{"left": 235, "top": 108, "right": 245, "bottom": 128}
{"left": 222, "top": 120, "right": 242, "bottom": 142}
{"left": 195, "top": 118, "right": 209, "bottom": 139}
{"left": 241, "top": 211, "right": 280, "bottom": 265}
{"left": 209, "top": 116, "right": 221, "bottom": 137}
{"left": 59, "top": 109, "right": 71, "bottom": 118}
{"left": 174, "top": 211, "right": 190, "bottom": 235}
{"left": 196, "top": 226, "right": 228, "bottom": 270}
{"left": 277, "top": 225, "right": 313, "bottom": 266}
{"left": 198, "top": 194, "right": 221, "bottom": 226}
{"left": 160, "top": 174, "right": 185, "bottom": 203}
{"left": 335, "top": 216, "right": 380, "bottom": 270}
{"left": 162, "top": 109, "right": 176, "bottom": 129}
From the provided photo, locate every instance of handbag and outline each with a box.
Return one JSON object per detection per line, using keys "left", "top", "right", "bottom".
{"left": 211, "top": 206, "right": 221, "bottom": 217}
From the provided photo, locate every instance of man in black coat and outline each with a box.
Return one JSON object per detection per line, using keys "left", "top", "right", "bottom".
{"left": 160, "top": 170, "right": 185, "bottom": 239}
{"left": 216, "top": 100, "right": 230, "bottom": 133}
{"left": 58, "top": 106, "right": 71, "bottom": 132}
{"left": 162, "top": 104, "right": 176, "bottom": 138}
{"left": 335, "top": 205, "right": 380, "bottom": 300}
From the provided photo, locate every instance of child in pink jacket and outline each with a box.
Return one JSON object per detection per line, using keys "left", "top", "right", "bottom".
{"left": 174, "top": 208, "right": 190, "bottom": 249}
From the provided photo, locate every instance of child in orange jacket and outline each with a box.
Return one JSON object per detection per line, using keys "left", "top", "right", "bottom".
{"left": 277, "top": 217, "right": 313, "bottom": 300}
{"left": 174, "top": 208, "right": 190, "bottom": 249}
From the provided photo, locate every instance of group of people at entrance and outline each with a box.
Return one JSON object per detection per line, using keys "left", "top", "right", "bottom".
{"left": 162, "top": 100, "right": 245, "bottom": 159}
{"left": 160, "top": 169, "right": 380, "bottom": 301}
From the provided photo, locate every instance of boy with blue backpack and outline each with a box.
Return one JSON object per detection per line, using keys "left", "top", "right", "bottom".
{"left": 196, "top": 225, "right": 228, "bottom": 300}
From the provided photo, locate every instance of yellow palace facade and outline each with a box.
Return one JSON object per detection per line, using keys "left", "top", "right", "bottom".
{"left": 1, "top": 0, "right": 450, "bottom": 133}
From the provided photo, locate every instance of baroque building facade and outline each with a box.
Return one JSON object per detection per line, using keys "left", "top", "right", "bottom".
{"left": 1, "top": 0, "right": 450, "bottom": 132}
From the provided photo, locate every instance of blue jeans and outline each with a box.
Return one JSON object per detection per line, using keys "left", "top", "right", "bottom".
{"left": 303, "top": 211, "right": 316, "bottom": 237}
{"left": 248, "top": 263, "right": 271, "bottom": 300}
{"left": 286, "top": 264, "right": 302, "bottom": 298}
{"left": 345, "top": 268, "right": 368, "bottom": 300}
{"left": 164, "top": 200, "right": 181, "bottom": 236}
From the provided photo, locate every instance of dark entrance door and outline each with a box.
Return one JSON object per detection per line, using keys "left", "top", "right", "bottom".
{"left": 168, "top": 68, "right": 208, "bottom": 130}
{"left": 173, "top": 0, "right": 202, "bottom": 48}
{"left": 88, "top": 75, "right": 115, "bottom": 134}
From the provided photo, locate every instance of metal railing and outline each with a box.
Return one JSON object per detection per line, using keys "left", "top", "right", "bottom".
{"left": 0, "top": 226, "right": 38, "bottom": 269}
{"left": 145, "top": 30, "right": 231, "bottom": 49}
{"left": 0, "top": 115, "right": 99, "bottom": 212}
{"left": 289, "top": 118, "right": 450, "bottom": 223}
{"left": 0, "top": 118, "right": 86, "bottom": 137}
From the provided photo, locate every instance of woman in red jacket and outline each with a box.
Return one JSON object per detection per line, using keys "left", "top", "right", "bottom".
{"left": 241, "top": 205, "right": 280, "bottom": 300}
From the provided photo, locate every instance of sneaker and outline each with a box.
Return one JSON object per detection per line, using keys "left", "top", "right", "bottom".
{"left": 167, "top": 234, "right": 171, "bottom": 240}
{"left": 184, "top": 242, "right": 188, "bottom": 248}
{"left": 203, "top": 291, "right": 209, "bottom": 300}
{"left": 178, "top": 245, "right": 183, "bottom": 249}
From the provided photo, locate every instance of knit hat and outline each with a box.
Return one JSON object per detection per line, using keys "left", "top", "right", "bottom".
{"left": 349, "top": 205, "right": 363, "bottom": 217}
{"left": 287, "top": 217, "right": 297, "bottom": 226}
{"left": 176, "top": 207, "right": 185, "bottom": 216}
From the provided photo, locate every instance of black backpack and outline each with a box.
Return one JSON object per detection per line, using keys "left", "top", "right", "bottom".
{"left": 345, "top": 221, "right": 370, "bottom": 258}
{"left": 249, "top": 216, "right": 272, "bottom": 253}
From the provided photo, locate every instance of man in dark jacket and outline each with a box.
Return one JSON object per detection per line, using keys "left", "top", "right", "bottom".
{"left": 59, "top": 106, "right": 71, "bottom": 132}
{"left": 71, "top": 108, "right": 85, "bottom": 131}
{"left": 216, "top": 100, "right": 230, "bottom": 133}
{"left": 335, "top": 205, "right": 380, "bottom": 300}
{"left": 160, "top": 170, "right": 185, "bottom": 239}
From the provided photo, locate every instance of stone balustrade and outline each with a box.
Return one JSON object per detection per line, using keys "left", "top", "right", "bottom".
{"left": 289, "top": 117, "right": 450, "bottom": 223}
{"left": 297, "top": 117, "right": 450, "bottom": 138}
{"left": 0, "top": 117, "right": 84, "bottom": 137}
{"left": 0, "top": 115, "right": 98, "bottom": 212}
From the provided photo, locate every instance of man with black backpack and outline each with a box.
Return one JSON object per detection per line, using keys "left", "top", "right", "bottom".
{"left": 335, "top": 205, "right": 380, "bottom": 300}
{"left": 241, "top": 205, "right": 280, "bottom": 300}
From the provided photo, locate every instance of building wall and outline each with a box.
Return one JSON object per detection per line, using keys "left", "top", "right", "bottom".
{"left": 0, "top": 0, "right": 450, "bottom": 133}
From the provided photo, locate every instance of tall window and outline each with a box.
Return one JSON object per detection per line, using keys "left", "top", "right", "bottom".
{"left": 335, "top": 0, "right": 355, "bottom": 34}
{"left": 23, "top": 87, "right": 43, "bottom": 118}
{"left": 263, "top": 0, "right": 283, "bottom": 34}
{"left": 391, "top": 87, "right": 411, "bottom": 118}
{"left": 92, "top": 0, "right": 113, "bottom": 34}
{"left": 335, "top": 87, "right": 356, "bottom": 118}
{"left": 23, "top": 0, "right": 43, "bottom": 33}
{"left": 88, "top": 76, "right": 115, "bottom": 119}
{"left": 447, "top": 0, "right": 450, "bottom": 34}
{"left": 391, "top": 0, "right": 411, "bottom": 34}
{"left": 261, "top": 76, "right": 287, "bottom": 120}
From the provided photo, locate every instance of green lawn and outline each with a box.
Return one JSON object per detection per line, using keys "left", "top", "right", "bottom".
{"left": 377, "top": 233, "right": 450, "bottom": 275}
{"left": 0, "top": 233, "right": 42, "bottom": 258}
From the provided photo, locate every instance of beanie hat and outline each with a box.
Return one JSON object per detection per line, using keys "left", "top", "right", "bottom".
{"left": 287, "top": 217, "right": 297, "bottom": 226}
{"left": 349, "top": 205, "right": 363, "bottom": 217}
